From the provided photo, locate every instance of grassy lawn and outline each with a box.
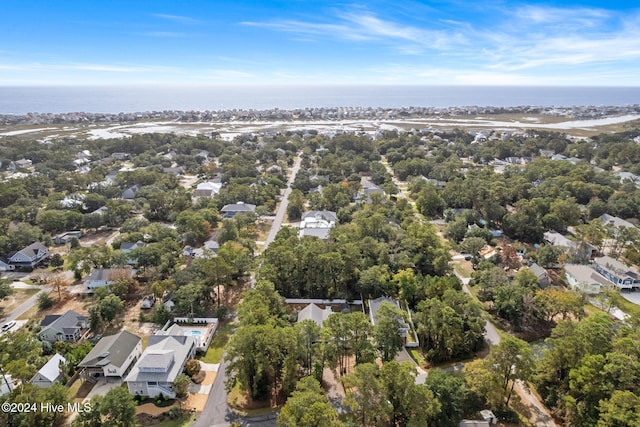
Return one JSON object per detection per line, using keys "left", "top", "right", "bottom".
{"left": 198, "top": 322, "right": 234, "bottom": 364}
{"left": 227, "top": 383, "right": 278, "bottom": 417}
{"left": 151, "top": 415, "right": 197, "bottom": 427}
{"left": 0, "top": 288, "right": 40, "bottom": 313}
{"left": 453, "top": 262, "right": 473, "bottom": 278}
{"left": 408, "top": 348, "right": 427, "bottom": 368}
{"left": 615, "top": 296, "right": 640, "bottom": 318}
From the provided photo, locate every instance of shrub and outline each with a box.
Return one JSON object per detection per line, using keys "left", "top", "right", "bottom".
{"left": 38, "top": 292, "right": 54, "bottom": 310}
{"left": 184, "top": 359, "right": 201, "bottom": 377}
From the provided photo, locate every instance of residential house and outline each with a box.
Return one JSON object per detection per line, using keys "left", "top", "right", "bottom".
{"left": 598, "top": 213, "right": 636, "bottom": 231}
{"left": 54, "top": 231, "right": 83, "bottom": 245}
{"left": 543, "top": 230, "right": 596, "bottom": 259}
{"left": 121, "top": 241, "right": 146, "bottom": 253}
{"left": 0, "top": 258, "right": 14, "bottom": 272}
{"left": 0, "top": 374, "right": 14, "bottom": 397}
{"left": 120, "top": 241, "right": 146, "bottom": 265}
{"left": 220, "top": 202, "right": 256, "bottom": 218}
{"left": 528, "top": 263, "right": 550, "bottom": 288}
{"left": 358, "top": 180, "right": 386, "bottom": 203}
{"left": 121, "top": 185, "right": 141, "bottom": 200}
{"left": 78, "top": 331, "right": 142, "bottom": 380}
{"left": 616, "top": 171, "right": 640, "bottom": 187}
{"left": 125, "top": 335, "right": 197, "bottom": 398}
{"left": 40, "top": 310, "right": 88, "bottom": 343}
{"left": 90, "top": 206, "right": 109, "bottom": 216}
{"left": 163, "top": 166, "right": 184, "bottom": 176}
{"left": 194, "top": 181, "right": 223, "bottom": 198}
{"left": 31, "top": 353, "right": 66, "bottom": 388}
{"left": 83, "top": 268, "right": 134, "bottom": 293}
{"left": 111, "top": 153, "right": 130, "bottom": 161}
{"left": 203, "top": 239, "right": 219, "bottom": 254}
{"left": 297, "top": 303, "right": 334, "bottom": 327}
{"left": 194, "top": 150, "right": 209, "bottom": 162}
{"left": 9, "top": 158, "right": 32, "bottom": 170}
{"left": 8, "top": 242, "right": 49, "bottom": 268}
{"left": 301, "top": 210, "right": 337, "bottom": 227}
{"left": 593, "top": 256, "right": 640, "bottom": 290}
{"left": 299, "top": 228, "right": 332, "bottom": 241}
{"left": 104, "top": 170, "right": 119, "bottom": 185}
{"left": 564, "top": 264, "right": 611, "bottom": 294}
{"left": 368, "top": 296, "right": 409, "bottom": 338}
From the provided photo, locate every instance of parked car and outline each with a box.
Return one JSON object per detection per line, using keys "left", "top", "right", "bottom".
{"left": 1, "top": 321, "right": 16, "bottom": 331}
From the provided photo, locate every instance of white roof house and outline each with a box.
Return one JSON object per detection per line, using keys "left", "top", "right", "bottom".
{"left": 195, "top": 181, "right": 223, "bottom": 197}
{"left": 31, "top": 353, "right": 66, "bottom": 388}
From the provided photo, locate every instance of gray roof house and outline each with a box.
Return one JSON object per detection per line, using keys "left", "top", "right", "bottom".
{"left": 8, "top": 242, "right": 49, "bottom": 268}
{"left": 194, "top": 181, "right": 223, "bottom": 198}
{"left": 598, "top": 213, "right": 636, "bottom": 230}
{"left": 125, "top": 335, "right": 197, "bottom": 398}
{"left": 220, "top": 202, "right": 256, "bottom": 218}
{"left": 297, "top": 303, "right": 334, "bottom": 327}
{"left": 301, "top": 210, "right": 337, "bottom": 225}
{"left": 368, "top": 296, "right": 409, "bottom": 337}
{"left": 54, "top": 231, "right": 83, "bottom": 245}
{"left": 120, "top": 241, "right": 146, "bottom": 253}
{"left": 83, "top": 268, "right": 134, "bottom": 293}
{"left": 528, "top": 263, "right": 550, "bottom": 288}
{"left": 40, "top": 310, "right": 88, "bottom": 343}
{"left": 78, "top": 331, "right": 142, "bottom": 379}
{"left": 564, "top": 264, "right": 611, "bottom": 294}
{"left": 299, "top": 227, "right": 332, "bottom": 241}
{"left": 0, "top": 257, "right": 14, "bottom": 272}
{"left": 593, "top": 256, "right": 640, "bottom": 290}
{"left": 31, "top": 353, "right": 66, "bottom": 388}
{"left": 121, "top": 184, "right": 141, "bottom": 200}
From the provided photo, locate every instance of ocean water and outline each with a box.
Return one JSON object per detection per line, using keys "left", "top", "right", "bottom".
{"left": 0, "top": 85, "right": 639, "bottom": 114}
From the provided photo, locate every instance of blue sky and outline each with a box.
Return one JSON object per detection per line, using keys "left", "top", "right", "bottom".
{"left": 1, "top": 0, "right": 639, "bottom": 86}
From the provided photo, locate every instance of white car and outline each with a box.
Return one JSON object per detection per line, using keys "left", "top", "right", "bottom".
{"left": 1, "top": 321, "right": 16, "bottom": 331}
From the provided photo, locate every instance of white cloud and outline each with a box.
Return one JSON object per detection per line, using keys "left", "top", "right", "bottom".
{"left": 152, "top": 14, "right": 199, "bottom": 25}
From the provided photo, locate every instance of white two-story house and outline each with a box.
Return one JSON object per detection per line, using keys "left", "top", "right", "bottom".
{"left": 125, "top": 335, "right": 196, "bottom": 398}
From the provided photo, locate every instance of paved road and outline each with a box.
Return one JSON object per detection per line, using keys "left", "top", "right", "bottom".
{"left": 192, "top": 359, "right": 237, "bottom": 427}
{"left": 1, "top": 286, "right": 50, "bottom": 323}
{"left": 193, "top": 156, "right": 303, "bottom": 427}
{"left": 263, "top": 154, "right": 303, "bottom": 250}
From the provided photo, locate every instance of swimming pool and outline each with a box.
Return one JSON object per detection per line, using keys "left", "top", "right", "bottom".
{"left": 190, "top": 330, "right": 202, "bottom": 336}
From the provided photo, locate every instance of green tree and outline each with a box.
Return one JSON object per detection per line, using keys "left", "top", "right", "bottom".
{"left": 342, "top": 363, "right": 391, "bottom": 426}
{"left": 278, "top": 376, "right": 341, "bottom": 427}
{"left": 380, "top": 361, "right": 441, "bottom": 427}
{"left": 99, "top": 385, "right": 138, "bottom": 427}
{"left": 98, "top": 294, "right": 125, "bottom": 324}
{"left": 373, "top": 302, "right": 406, "bottom": 362}
{"left": 597, "top": 390, "right": 640, "bottom": 427}
{"left": 0, "top": 278, "right": 14, "bottom": 301}
{"left": 488, "top": 336, "right": 534, "bottom": 406}
{"left": 38, "top": 291, "right": 54, "bottom": 309}
{"left": 173, "top": 374, "right": 191, "bottom": 398}
{"left": 425, "top": 369, "right": 478, "bottom": 427}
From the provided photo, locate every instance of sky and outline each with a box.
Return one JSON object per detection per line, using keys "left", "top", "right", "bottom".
{"left": 1, "top": 0, "right": 639, "bottom": 86}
